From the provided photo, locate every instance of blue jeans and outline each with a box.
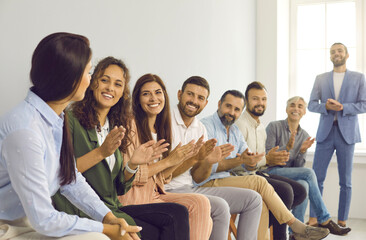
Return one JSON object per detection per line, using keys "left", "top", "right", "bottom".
{"left": 267, "top": 167, "right": 330, "bottom": 224}
{"left": 310, "top": 125, "right": 355, "bottom": 221}
{"left": 293, "top": 179, "right": 309, "bottom": 223}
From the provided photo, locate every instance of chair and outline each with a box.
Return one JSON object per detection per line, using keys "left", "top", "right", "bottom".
{"left": 228, "top": 214, "right": 274, "bottom": 240}
{"left": 228, "top": 214, "right": 237, "bottom": 240}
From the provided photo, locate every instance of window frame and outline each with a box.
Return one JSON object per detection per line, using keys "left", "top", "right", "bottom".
{"left": 289, "top": 0, "right": 366, "bottom": 151}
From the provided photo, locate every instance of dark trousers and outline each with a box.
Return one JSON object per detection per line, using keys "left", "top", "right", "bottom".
{"left": 122, "top": 203, "right": 189, "bottom": 240}
{"left": 258, "top": 172, "right": 307, "bottom": 240}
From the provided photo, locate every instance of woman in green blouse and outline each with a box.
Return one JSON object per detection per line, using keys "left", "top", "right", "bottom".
{"left": 52, "top": 57, "right": 189, "bottom": 240}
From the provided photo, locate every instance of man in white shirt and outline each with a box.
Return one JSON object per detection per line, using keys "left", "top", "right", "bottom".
{"left": 165, "top": 76, "right": 262, "bottom": 240}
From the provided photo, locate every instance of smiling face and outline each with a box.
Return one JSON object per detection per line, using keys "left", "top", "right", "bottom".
{"left": 92, "top": 64, "right": 125, "bottom": 111}
{"left": 246, "top": 88, "right": 267, "bottom": 118}
{"left": 178, "top": 83, "right": 208, "bottom": 118}
{"left": 218, "top": 94, "right": 245, "bottom": 127}
{"left": 286, "top": 98, "right": 306, "bottom": 122}
{"left": 330, "top": 44, "right": 349, "bottom": 67}
{"left": 139, "top": 81, "right": 165, "bottom": 118}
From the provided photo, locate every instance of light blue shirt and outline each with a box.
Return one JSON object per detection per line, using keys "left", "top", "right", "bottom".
{"left": 195, "top": 112, "right": 248, "bottom": 186}
{"left": 0, "top": 91, "right": 110, "bottom": 237}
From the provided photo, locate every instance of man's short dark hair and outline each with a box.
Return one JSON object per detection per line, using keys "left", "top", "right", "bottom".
{"left": 331, "top": 42, "right": 348, "bottom": 54}
{"left": 220, "top": 90, "right": 245, "bottom": 103}
{"left": 244, "top": 81, "right": 266, "bottom": 101}
{"left": 181, "top": 76, "right": 210, "bottom": 97}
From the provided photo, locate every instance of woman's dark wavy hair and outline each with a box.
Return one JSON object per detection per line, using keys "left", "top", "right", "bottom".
{"left": 30, "top": 32, "right": 91, "bottom": 186}
{"left": 132, "top": 74, "right": 172, "bottom": 158}
{"left": 71, "top": 56, "right": 132, "bottom": 154}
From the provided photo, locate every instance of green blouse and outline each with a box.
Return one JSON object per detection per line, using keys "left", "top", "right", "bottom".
{"left": 52, "top": 111, "right": 136, "bottom": 226}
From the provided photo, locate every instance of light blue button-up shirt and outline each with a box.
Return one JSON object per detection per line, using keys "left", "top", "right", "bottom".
{"left": 195, "top": 112, "right": 248, "bottom": 186}
{"left": 0, "top": 91, "right": 110, "bottom": 237}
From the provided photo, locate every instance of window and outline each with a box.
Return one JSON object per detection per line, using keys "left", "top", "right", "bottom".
{"left": 290, "top": 0, "right": 366, "bottom": 151}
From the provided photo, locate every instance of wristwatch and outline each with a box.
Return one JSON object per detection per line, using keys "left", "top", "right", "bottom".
{"left": 125, "top": 163, "right": 139, "bottom": 174}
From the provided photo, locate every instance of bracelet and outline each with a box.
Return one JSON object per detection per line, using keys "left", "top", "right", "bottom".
{"left": 125, "top": 163, "right": 139, "bottom": 174}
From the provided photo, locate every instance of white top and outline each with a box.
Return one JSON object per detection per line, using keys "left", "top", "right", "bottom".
{"left": 333, "top": 72, "right": 345, "bottom": 121}
{"left": 151, "top": 132, "right": 159, "bottom": 163}
{"left": 164, "top": 106, "right": 208, "bottom": 190}
{"left": 333, "top": 71, "right": 345, "bottom": 101}
{"left": 236, "top": 110, "right": 267, "bottom": 167}
{"left": 96, "top": 117, "right": 116, "bottom": 171}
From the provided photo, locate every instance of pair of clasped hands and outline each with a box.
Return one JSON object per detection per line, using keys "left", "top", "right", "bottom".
{"left": 325, "top": 98, "right": 343, "bottom": 112}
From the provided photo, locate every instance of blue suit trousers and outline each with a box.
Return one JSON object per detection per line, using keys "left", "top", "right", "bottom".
{"left": 310, "top": 124, "right": 354, "bottom": 221}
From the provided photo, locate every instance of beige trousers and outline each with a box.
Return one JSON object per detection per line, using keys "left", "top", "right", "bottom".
{"left": 0, "top": 217, "right": 109, "bottom": 240}
{"left": 201, "top": 175, "right": 294, "bottom": 240}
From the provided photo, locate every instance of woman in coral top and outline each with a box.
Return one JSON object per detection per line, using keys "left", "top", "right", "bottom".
{"left": 119, "top": 74, "right": 213, "bottom": 240}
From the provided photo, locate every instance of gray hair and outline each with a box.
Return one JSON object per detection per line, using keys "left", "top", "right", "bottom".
{"left": 286, "top": 96, "right": 307, "bottom": 108}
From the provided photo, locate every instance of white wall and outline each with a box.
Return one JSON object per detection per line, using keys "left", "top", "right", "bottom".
{"left": 256, "top": 0, "right": 290, "bottom": 127}
{"left": 1, "top": 0, "right": 365, "bottom": 220}
{"left": 0, "top": 0, "right": 256, "bottom": 118}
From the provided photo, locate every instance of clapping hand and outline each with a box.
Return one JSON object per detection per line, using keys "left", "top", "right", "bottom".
{"left": 197, "top": 138, "right": 217, "bottom": 161}
{"left": 166, "top": 140, "right": 196, "bottom": 166}
{"left": 286, "top": 131, "right": 296, "bottom": 151}
{"left": 100, "top": 126, "right": 126, "bottom": 158}
{"left": 237, "top": 148, "right": 265, "bottom": 168}
{"left": 191, "top": 135, "right": 206, "bottom": 157}
{"left": 129, "top": 140, "right": 157, "bottom": 166}
{"left": 266, "top": 146, "right": 289, "bottom": 166}
{"left": 300, "top": 137, "right": 315, "bottom": 153}
{"left": 205, "top": 143, "right": 234, "bottom": 164}
{"left": 149, "top": 139, "right": 170, "bottom": 161}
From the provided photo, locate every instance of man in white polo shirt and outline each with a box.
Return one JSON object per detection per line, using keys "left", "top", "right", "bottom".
{"left": 165, "top": 76, "right": 262, "bottom": 240}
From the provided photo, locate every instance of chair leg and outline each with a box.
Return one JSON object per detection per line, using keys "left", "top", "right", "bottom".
{"left": 270, "top": 225, "right": 274, "bottom": 240}
{"left": 228, "top": 214, "right": 238, "bottom": 240}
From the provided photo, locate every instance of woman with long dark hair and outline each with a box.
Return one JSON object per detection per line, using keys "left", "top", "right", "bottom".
{"left": 0, "top": 33, "right": 140, "bottom": 239}
{"left": 52, "top": 57, "right": 190, "bottom": 240}
{"left": 118, "top": 74, "right": 213, "bottom": 240}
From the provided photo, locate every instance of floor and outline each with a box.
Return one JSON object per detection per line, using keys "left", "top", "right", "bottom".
{"left": 230, "top": 217, "right": 366, "bottom": 239}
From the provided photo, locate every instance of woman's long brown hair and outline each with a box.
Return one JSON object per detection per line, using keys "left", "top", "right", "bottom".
{"left": 71, "top": 56, "right": 132, "bottom": 154}
{"left": 132, "top": 74, "right": 172, "bottom": 157}
{"left": 30, "top": 32, "right": 92, "bottom": 186}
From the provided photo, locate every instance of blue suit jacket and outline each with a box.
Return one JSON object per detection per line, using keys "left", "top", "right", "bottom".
{"left": 308, "top": 70, "right": 366, "bottom": 144}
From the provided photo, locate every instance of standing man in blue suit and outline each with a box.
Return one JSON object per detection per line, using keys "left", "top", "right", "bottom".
{"left": 308, "top": 42, "right": 366, "bottom": 228}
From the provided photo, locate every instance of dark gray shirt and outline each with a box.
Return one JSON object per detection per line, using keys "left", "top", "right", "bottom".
{"left": 265, "top": 119, "right": 310, "bottom": 169}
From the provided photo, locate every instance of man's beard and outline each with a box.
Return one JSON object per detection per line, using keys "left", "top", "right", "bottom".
{"left": 248, "top": 105, "right": 265, "bottom": 117}
{"left": 178, "top": 101, "right": 201, "bottom": 118}
{"left": 332, "top": 57, "right": 346, "bottom": 67}
{"left": 218, "top": 112, "right": 236, "bottom": 127}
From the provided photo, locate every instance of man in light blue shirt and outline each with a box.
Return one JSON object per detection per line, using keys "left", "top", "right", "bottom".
{"left": 195, "top": 106, "right": 249, "bottom": 186}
